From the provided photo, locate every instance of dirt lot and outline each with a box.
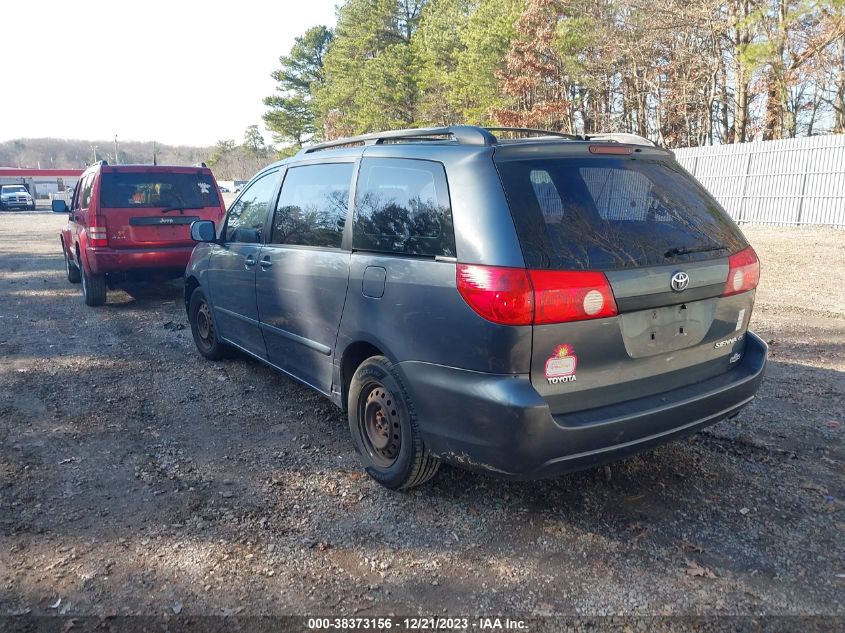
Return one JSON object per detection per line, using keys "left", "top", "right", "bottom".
{"left": 0, "top": 212, "right": 843, "bottom": 620}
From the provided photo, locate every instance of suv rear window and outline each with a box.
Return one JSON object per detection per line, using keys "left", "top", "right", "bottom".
{"left": 496, "top": 157, "right": 746, "bottom": 270}
{"left": 100, "top": 172, "right": 220, "bottom": 209}
{"left": 353, "top": 158, "right": 456, "bottom": 258}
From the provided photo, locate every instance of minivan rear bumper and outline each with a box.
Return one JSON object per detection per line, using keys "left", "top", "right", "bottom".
{"left": 86, "top": 245, "right": 194, "bottom": 275}
{"left": 400, "top": 331, "right": 767, "bottom": 479}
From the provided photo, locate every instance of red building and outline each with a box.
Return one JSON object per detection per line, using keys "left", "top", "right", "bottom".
{"left": 0, "top": 168, "right": 83, "bottom": 199}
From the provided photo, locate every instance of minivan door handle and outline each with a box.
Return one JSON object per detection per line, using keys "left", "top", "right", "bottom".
{"left": 244, "top": 254, "right": 256, "bottom": 269}
{"left": 259, "top": 256, "right": 273, "bottom": 270}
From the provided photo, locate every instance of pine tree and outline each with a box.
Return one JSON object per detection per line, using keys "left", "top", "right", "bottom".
{"left": 263, "top": 25, "right": 334, "bottom": 148}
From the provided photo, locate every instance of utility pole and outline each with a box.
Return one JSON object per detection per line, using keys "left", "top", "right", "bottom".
{"left": 114, "top": 135, "right": 120, "bottom": 164}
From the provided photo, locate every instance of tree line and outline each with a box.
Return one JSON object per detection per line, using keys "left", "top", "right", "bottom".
{"left": 263, "top": 0, "right": 845, "bottom": 149}
{"left": 0, "top": 138, "right": 211, "bottom": 171}
{"left": 0, "top": 126, "right": 271, "bottom": 181}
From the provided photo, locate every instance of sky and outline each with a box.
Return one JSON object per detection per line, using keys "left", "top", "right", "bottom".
{"left": 0, "top": 0, "right": 340, "bottom": 147}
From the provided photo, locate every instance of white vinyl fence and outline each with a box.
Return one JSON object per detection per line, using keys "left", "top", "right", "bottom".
{"left": 673, "top": 134, "right": 845, "bottom": 228}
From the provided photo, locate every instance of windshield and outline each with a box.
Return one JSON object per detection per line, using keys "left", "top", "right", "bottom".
{"left": 496, "top": 157, "right": 746, "bottom": 271}
{"left": 2, "top": 186, "right": 28, "bottom": 194}
{"left": 100, "top": 172, "right": 220, "bottom": 209}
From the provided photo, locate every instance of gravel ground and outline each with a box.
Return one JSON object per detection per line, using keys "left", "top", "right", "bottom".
{"left": 0, "top": 213, "right": 843, "bottom": 620}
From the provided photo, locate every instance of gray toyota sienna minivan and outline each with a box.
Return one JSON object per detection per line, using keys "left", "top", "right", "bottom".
{"left": 185, "top": 126, "right": 767, "bottom": 489}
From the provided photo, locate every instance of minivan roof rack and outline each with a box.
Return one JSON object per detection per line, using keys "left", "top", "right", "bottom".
{"left": 297, "top": 126, "right": 656, "bottom": 154}
{"left": 584, "top": 132, "right": 656, "bottom": 147}
{"left": 484, "top": 127, "right": 581, "bottom": 140}
{"left": 298, "top": 125, "right": 497, "bottom": 154}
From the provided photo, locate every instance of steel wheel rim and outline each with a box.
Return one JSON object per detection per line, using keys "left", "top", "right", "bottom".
{"left": 196, "top": 302, "right": 214, "bottom": 348}
{"left": 81, "top": 271, "right": 88, "bottom": 296}
{"left": 359, "top": 384, "right": 401, "bottom": 468}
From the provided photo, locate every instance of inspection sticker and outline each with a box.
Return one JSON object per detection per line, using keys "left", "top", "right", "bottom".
{"left": 545, "top": 344, "right": 578, "bottom": 384}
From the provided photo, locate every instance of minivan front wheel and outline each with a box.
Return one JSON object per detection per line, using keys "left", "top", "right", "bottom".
{"left": 189, "top": 288, "right": 229, "bottom": 360}
{"left": 81, "top": 268, "right": 107, "bottom": 306}
{"left": 348, "top": 356, "right": 440, "bottom": 490}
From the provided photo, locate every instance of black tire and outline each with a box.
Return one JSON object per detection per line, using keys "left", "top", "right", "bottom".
{"left": 81, "top": 267, "right": 107, "bottom": 306}
{"left": 189, "top": 288, "right": 229, "bottom": 360}
{"left": 29, "top": 203, "right": 36, "bottom": 211}
{"left": 348, "top": 355, "right": 440, "bottom": 490}
{"left": 62, "top": 241, "right": 81, "bottom": 284}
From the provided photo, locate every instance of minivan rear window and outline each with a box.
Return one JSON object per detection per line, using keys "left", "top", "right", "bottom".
{"left": 100, "top": 172, "right": 220, "bottom": 209}
{"left": 496, "top": 157, "right": 746, "bottom": 270}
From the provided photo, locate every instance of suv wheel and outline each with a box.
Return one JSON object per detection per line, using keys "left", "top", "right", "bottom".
{"left": 348, "top": 356, "right": 440, "bottom": 490}
{"left": 81, "top": 267, "right": 107, "bottom": 306}
{"left": 63, "top": 242, "right": 81, "bottom": 284}
{"left": 189, "top": 288, "right": 229, "bottom": 360}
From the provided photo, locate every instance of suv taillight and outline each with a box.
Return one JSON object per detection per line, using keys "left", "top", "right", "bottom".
{"left": 722, "top": 246, "right": 760, "bottom": 296}
{"left": 88, "top": 218, "right": 108, "bottom": 247}
{"left": 456, "top": 264, "right": 618, "bottom": 326}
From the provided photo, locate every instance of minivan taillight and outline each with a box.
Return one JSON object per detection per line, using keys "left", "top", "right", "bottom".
{"left": 456, "top": 264, "right": 618, "bottom": 326}
{"left": 722, "top": 246, "right": 760, "bottom": 296}
{"left": 529, "top": 270, "right": 618, "bottom": 323}
{"left": 456, "top": 265, "right": 534, "bottom": 325}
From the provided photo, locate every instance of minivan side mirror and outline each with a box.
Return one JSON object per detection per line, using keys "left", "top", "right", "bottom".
{"left": 52, "top": 199, "right": 68, "bottom": 213}
{"left": 190, "top": 220, "right": 217, "bottom": 243}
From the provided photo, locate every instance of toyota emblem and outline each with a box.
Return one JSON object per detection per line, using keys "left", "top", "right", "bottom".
{"left": 671, "top": 271, "right": 690, "bottom": 292}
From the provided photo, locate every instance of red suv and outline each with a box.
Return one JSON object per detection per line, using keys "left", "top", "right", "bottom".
{"left": 54, "top": 162, "right": 226, "bottom": 306}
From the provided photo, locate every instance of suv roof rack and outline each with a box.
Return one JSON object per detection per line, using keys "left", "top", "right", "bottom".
{"left": 297, "top": 126, "right": 656, "bottom": 154}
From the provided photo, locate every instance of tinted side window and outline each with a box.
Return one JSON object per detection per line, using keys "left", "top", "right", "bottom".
{"left": 80, "top": 173, "right": 95, "bottom": 209}
{"left": 270, "top": 163, "right": 354, "bottom": 248}
{"left": 353, "top": 158, "right": 455, "bottom": 257}
{"left": 70, "top": 176, "right": 85, "bottom": 210}
{"left": 224, "top": 171, "right": 278, "bottom": 243}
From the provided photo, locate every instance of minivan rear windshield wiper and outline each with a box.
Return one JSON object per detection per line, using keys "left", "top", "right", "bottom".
{"left": 664, "top": 245, "right": 726, "bottom": 258}
{"left": 161, "top": 205, "right": 205, "bottom": 214}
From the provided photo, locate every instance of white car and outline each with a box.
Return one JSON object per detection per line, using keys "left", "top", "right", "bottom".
{"left": 0, "top": 185, "right": 35, "bottom": 211}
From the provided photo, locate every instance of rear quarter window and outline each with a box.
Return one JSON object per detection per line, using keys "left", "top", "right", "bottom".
{"left": 353, "top": 158, "right": 455, "bottom": 258}
{"left": 496, "top": 156, "right": 746, "bottom": 270}
{"left": 80, "top": 174, "right": 95, "bottom": 209}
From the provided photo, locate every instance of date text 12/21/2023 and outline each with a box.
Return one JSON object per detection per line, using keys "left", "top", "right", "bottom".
{"left": 306, "top": 616, "right": 528, "bottom": 630}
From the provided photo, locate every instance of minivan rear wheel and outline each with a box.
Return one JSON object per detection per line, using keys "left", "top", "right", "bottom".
{"left": 81, "top": 268, "right": 107, "bottom": 306}
{"left": 189, "top": 288, "right": 230, "bottom": 360}
{"left": 348, "top": 356, "right": 440, "bottom": 490}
